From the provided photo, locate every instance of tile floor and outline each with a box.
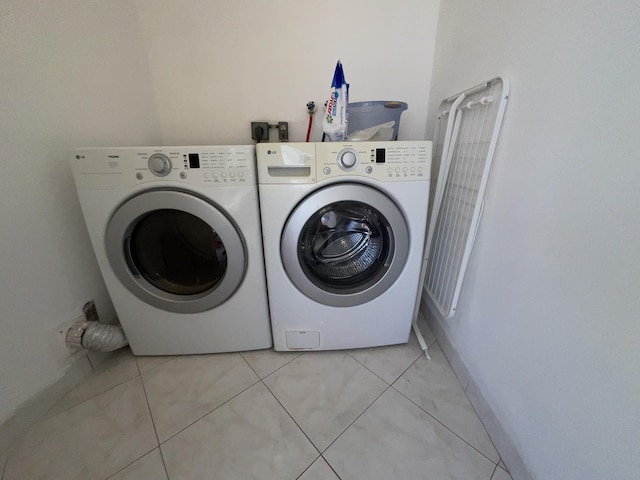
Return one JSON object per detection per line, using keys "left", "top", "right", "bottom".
{"left": 1, "top": 313, "right": 512, "bottom": 480}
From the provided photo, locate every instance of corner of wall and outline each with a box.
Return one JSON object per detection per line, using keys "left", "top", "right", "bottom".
{"left": 420, "top": 292, "right": 534, "bottom": 480}
{"left": 0, "top": 356, "right": 93, "bottom": 455}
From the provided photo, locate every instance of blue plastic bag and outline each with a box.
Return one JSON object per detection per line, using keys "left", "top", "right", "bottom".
{"left": 323, "top": 61, "right": 349, "bottom": 141}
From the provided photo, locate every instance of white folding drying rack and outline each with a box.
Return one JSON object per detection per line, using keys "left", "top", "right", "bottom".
{"left": 412, "top": 77, "right": 510, "bottom": 358}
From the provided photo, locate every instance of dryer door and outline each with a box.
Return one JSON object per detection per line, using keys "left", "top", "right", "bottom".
{"left": 281, "top": 183, "right": 409, "bottom": 307}
{"left": 106, "top": 189, "right": 246, "bottom": 313}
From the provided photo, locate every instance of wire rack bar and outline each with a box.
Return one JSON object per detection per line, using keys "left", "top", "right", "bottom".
{"left": 421, "top": 77, "right": 510, "bottom": 319}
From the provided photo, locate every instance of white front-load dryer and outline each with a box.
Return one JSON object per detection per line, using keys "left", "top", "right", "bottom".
{"left": 257, "top": 141, "right": 431, "bottom": 351}
{"left": 71, "top": 146, "right": 272, "bottom": 355}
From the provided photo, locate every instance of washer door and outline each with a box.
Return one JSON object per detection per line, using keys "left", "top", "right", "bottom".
{"left": 281, "top": 183, "right": 409, "bottom": 307}
{"left": 106, "top": 189, "right": 246, "bottom": 313}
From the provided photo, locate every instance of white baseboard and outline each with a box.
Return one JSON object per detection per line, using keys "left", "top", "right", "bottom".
{"left": 420, "top": 294, "right": 534, "bottom": 480}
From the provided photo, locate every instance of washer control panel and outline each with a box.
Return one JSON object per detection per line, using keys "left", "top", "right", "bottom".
{"left": 72, "top": 146, "right": 257, "bottom": 189}
{"left": 316, "top": 141, "right": 431, "bottom": 182}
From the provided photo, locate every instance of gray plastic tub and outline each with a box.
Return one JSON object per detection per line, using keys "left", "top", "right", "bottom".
{"left": 347, "top": 101, "right": 408, "bottom": 140}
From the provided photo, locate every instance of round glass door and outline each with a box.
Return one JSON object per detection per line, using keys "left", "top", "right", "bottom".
{"left": 106, "top": 189, "right": 247, "bottom": 313}
{"left": 298, "top": 201, "right": 391, "bottom": 290}
{"left": 128, "top": 209, "right": 227, "bottom": 295}
{"left": 281, "top": 183, "right": 410, "bottom": 307}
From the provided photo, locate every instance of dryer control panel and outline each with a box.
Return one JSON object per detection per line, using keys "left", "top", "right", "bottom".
{"left": 72, "top": 146, "right": 257, "bottom": 189}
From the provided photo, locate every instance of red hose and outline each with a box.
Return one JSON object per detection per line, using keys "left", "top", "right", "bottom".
{"left": 306, "top": 114, "right": 313, "bottom": 142}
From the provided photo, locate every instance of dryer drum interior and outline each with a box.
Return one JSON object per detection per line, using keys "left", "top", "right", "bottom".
{"left": 127, "top": 208, "right": 228, "bottom": 295}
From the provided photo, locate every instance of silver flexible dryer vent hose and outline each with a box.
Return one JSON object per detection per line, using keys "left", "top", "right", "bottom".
{"left": 66, "top": 320, "right": 129, "bottom": 352}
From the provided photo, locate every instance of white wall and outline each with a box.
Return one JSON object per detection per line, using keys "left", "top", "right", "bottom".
{"left": 0, "top": 0, "right": 160, "bottom": 424}
{"left": 426, "top": 1, "right": 640, "bottom": 479}
{"left": 132, "top": 0, "right": 440, "bottom": 145}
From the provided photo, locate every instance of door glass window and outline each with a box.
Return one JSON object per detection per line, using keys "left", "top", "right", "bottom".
{"left": 298, "top": 201, "right": 392, "bottom": 290}
{"left": 129, "top": 209, "right": 227, "bottom": 295}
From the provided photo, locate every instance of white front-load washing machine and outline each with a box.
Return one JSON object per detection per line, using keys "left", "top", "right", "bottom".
{"left": 71, "top": 146, "right": 272, "bottom": 355}
{"left": 257, "top": 141, "right": 431, "bottom": 351}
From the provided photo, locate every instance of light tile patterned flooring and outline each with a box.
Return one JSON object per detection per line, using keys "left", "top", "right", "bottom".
{"left": 1, "top": 313, "right": 512, "bottom": 480}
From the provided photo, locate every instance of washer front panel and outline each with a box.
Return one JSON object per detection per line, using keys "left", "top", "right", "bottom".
{"left": 106, "top": 189, "right": 247, "bottom": 313}
{"left": 281, "top": 183, "right": 409, "bottom": 307}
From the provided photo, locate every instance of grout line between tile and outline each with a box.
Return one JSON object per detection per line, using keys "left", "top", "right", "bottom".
{"left": 490, "top": 462, "right": 499, "bottom": 480}
{"left": 260, "top": 379, "right": 322, "bottom": 456}
{"left": 342, "top": 350, "right": 393, "bottom": 386}
{"left": 390, "top": 384, "right": 498, "bottom": 465}
{"left": 391, "top": 350, "right": 425, "bottom": 385}
{"left": 135, "top": 355, "right": 179, "bottom": 376}
{"left": 422, "top": 341, "right": 502, "bottom": 459}
{"left": 48, "top": 354, "right": 141, "bottom": 418}
{"left": 238, "top": 352, "right": 261, "bottom": 377}
{"left": 104, "top": 446, "right": 158, "bottom": 480}
{"left": 294, "top": 454, "right": 322, "bottom": 480}
{"left": 345, "top": 346, "right": 424, "bottom": 386}
{"left": 320, "top": 383, "right": 393, "bottom": 455}
{"left": 239, "top": 350, "right": 302, "bottom": 380}
{"left": 320, "top": 454, "right": 344, "bottom": 480}
{"left": 156, "top": 377, "right": 263, "bottom": 446}
{"left": 135, "top": 358, "right": 171, "bottom": 480}
{"left": 155, "top": 446, "right": 171, "bottom": 480}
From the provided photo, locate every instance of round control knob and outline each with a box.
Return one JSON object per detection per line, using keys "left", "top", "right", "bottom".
{"left": 337, "top": 148, "right": 358, "bottom": 170}
{"left": 148, "top": 154, "right": 172, "bottom": 177}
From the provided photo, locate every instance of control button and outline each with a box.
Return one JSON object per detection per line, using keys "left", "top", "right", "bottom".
{"left": 403, "top": 167, "right": 408, "bottom": 172}
{"left": 213, "top": 173, "right": 219, "bottom": 178}
{"left": 395, "top": 167, "right": 401, "bottom": 173}
{"left": 387, "top": 167, "right": 393, "bottom": 173}
{"left": 366, "top": 166, "right": 373, "bottom": 174}
{"left": 341, "top": 151, "right": 357, "bottom": 168}
{"left": 148, "top": 153, "right": 172, "bottom": 177}
{"left": 323, "top": 167, "right": 331, "bottom": 175}
{"left": 179, "top": 172, "right": 187, "bottom": 179}
{"left": 136, "top": 172, "right": 143, "bottom": 180}
{"left": 411, "top": 167, "right": 416, "bottom": 172}
{"left": 221, "top": 172, "right": 227, "bottom": 178}
{"left": 337, "top": 148, "right": 358, "bottom": 170}
{"left": 229, "top": 172, "right": 235, "bottom": 178}
{"left": 238, "top": 171, "right": 245, "bottom": 178}
{"left": 418, "top": 167, "right": 423, "bottom": 173}
{"left": 204, "top": 173, "right": 209, "bottom": 179}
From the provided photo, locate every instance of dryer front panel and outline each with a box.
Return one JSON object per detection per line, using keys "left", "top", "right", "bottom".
{"left": 281, "top": 183, "right": 409, "bottom": 307}
{"left": 106, "top": 189, "right": 247, "bottom": 313}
